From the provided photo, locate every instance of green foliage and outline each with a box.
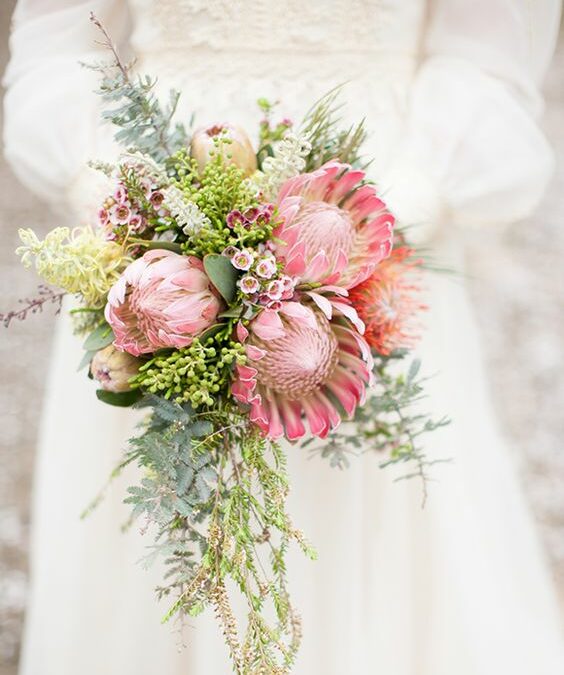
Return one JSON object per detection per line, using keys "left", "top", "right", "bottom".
{"left": 306, "top": 352, "right": 450, "bottom": 505}
{"left": 122, "top": 397, "right": 309, "bottom": 673}
{"left": 70, "top": 306, "right": 106, "bottom": 339}
{"left": 163, "top": 148, "right": 273, "bottom": 259}
{"left": 203, "top": 254, "right": 239, "bottom": 303}
{"left": 96, "top": 388, "right": 142, "bottom": 407}
{"left": 131, "top": 335, "right": 246, "bottom": 408}
{"left": 88, "top": 14, "right": 188, "bottom": 161}
{"left": 173, "top": 149, "right": 256, "bottom": 226}
{"left": 256, "top": 98, "right": 294, "bottom": 170}
{"left": 300, "top": 86, "right": 367, "bottom": 171}
{"left": 82, "top": 321, "right": 115, "bottom": 351}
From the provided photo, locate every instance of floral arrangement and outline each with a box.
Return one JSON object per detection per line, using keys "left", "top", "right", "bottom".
{"left": 3, "top": 16, "right": 447, "bottom": 674}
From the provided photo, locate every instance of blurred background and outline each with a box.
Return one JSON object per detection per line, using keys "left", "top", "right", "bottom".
{"left": 0, "top": 3, "right": 563, "bottom": 674}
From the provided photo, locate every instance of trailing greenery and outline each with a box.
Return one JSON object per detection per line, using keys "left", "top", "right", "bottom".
{"left": 304, "top": 353, "right": 450, "bottom": 505}
{"left": 86, "top": 13, "right": 188, "bottom": 161}
{"left": 124, "top": 396, "right": 313, "bottom": 673}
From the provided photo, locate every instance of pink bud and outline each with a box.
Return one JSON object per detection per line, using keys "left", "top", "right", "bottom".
{"left": 191, "top": 123, "right": 258, "bottom": 176}
{"left": 109, "top": 203, "right": 131, "bottom": 225}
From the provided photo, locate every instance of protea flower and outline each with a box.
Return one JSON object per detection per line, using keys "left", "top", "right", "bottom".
{"left": 274, "top": 161, "right": 395, "bottom": 289}
{"left": 105, "top": 250, "right": 222, "bottom": 356}
{"left": 191, "top": 123, "right": 257, "bottom": 176}
{"left": 90, "top": 345, "right": 140, "bottom": 392}
{"left": 348, "top": 247, "right": 427, "bottom": 355}
{"left": 232, "top": 302, "right": 372, "bottom": 441}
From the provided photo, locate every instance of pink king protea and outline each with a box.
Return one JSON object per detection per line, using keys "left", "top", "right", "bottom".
{"left": 105, "top": 250, "right": 222, "bottom": 356}
{"left": 275, "top": 161, "right": 395, "bottom": 289}
{"left": 232, "top": 302, "right": 373, "bottom": 441}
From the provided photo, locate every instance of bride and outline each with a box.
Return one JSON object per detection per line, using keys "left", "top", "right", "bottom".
{"left": 5, "top": 1, "right": 564, "bottom": 673}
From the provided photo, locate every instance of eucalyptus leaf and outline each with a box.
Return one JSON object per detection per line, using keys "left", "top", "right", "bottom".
{"left": 145, "top": 240, "right": 183, "bottom": 254}
{"left": 96, "top": 388, "right": 142, "bottom": 407}
{"left": 203, "top": 254, "right": 238, "bottom": 304}
{"left": 83, "top": 323, "right": 115, "bottom": 351}
{"left": 407, "top": 359, "right": 421, "bottom": 383}
{"left": 78, "top": 350, "right": 96, "bottom": 372}
{"left": 190, "top": 420, "right": 214, "bottom": 438}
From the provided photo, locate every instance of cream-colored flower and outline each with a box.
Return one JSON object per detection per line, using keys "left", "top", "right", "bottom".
{"left": 191, "top": 124, "right": 257, "bottom": 176}
{"left": 161, "top": 185, "right": 211, "bottom": 236}
{"left": 17, "top": 226, "right": 127, "bottom": 307}
{"left": 90, "top": 345, "right": 140, "bottom": 392}
{"left": 250, "top": 132, "right": 311, "bottom": 199}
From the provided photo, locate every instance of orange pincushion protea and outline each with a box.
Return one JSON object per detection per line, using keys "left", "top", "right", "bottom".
{"left": 348, "top": 247, "right": 427, "bottom": 356}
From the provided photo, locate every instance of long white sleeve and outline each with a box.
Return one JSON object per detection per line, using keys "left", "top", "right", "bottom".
{"left": 3, "top": 0, "right": 130, "bottom": 217}
{"left": 384, "top": 0, "right": 561, "bottom": 231}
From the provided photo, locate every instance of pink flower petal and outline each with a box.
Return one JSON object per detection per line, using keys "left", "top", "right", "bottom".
{"left": 237, "top": 321, "right": 249, "bottom": 342}
{"left": 279, "top": 301, "right": 317, "bottom": 329}
{"left": 330, "top": 301, "right": 365, "bottom": 334}
{"left": 306, "top": 291, "right": 333, "bottom": 320}
{"left": 247, "top": 345, "right": 266, "bottom": 360}
{"left": 251, "top": 309, "right": 286, "bottom": 340}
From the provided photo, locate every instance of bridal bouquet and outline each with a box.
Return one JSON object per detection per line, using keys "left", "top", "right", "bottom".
{"left": 4, "top": 16, "right": 446, "bottom": 674}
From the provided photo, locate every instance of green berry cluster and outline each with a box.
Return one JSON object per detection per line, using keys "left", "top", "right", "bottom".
{"left": 131, "top": 337, "right": 247, "bottom": 408}
{"left": 173, "top": 147, "right": 256, "bottom": 223}
{"left": 166, "top": 146, "right": 273, "bottom": 257}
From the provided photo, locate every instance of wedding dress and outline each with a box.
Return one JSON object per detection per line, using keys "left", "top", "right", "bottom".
{"left": 4, "top": 1, "right": 564, "bottom": 673}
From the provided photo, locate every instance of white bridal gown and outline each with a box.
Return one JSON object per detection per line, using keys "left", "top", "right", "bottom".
{"left": 4, "top": 1, "right": 564, "bottom": 673}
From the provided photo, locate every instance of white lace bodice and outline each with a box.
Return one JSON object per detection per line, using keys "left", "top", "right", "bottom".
{"left": 129, "top": 0, "right": 425, "bottom": 59}
{"left": 129, "top": 1, "right": 423, "bottom": 151}
{"left": 4, "top": 0, "right": 560, "bottom": 233}
{"left": 127, "top": 0, "right": 427, "bottom": 184}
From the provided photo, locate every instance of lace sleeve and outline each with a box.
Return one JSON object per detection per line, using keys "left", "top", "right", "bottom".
{"left": 3, "top": 0, "right": 131, "bottom": 216}
{"left": 382, "top": 0, "right": 561, "bottom": 234}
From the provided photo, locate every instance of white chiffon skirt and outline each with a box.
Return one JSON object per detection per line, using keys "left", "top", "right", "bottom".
{"left": 19, "top": 237, "right": 564, "bottom": 675}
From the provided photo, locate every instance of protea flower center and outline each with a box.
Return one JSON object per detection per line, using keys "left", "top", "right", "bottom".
{"left": 275, "top": 161, "right": 395, "bottom": 288}
{"left": 254, "top": 312, "right": 339, "bottom": 399}
{"left": 295, "top": 201, "right": 354, "bottom": 263}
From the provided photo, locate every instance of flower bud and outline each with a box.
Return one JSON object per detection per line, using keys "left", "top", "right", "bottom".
{"left": 90, "top": 345, "right": 140, "bottom": 392}
{"left": 191, "top": 124, "right": 257, "bottom": 176}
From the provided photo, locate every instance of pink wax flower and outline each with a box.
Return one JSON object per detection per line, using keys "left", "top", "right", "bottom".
{"left": 222, "top": 245, "right": 239, "bottom": 258}
{"left": 231, "top": 250, "right": 254, "bottom": 271}
{"left": 109, "top": 203, "right": 131, "bottom": 226}
{"left": 239, "top": 275, "right": 260, "bottom": 295}
{"left": 105, "top": 250, "right": 222, "bottom": 356}
{"left": 128, "top": 214, "right": 145, "bottom": 233}
{"left": 232, "top": 302, "right": 372, "bottom": 441}
{"left": 150, "top": 191, "right": 165, "bottom": 209}
{"left": 226, "top": 210, "right": 245, "bottom": 229}
{"left": 139, "top": 177, "right": 154, "bottom": 199}
{"left": 97, "top": 207, "right": 109, "bottom": 227}
{"left": 114, "top": 184, "right": 128, "bottom": 204}
{"left": 248, "top": 204, "right": 274, "bottom": 226}
{"left": 275, "top": 161, "right": 395, "bottom": 289}
{"left": 265, "top": 279, "right": 284, "bottom": 300}
{"left": 255, "top": 255, "right": 277, "bottom": 279}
